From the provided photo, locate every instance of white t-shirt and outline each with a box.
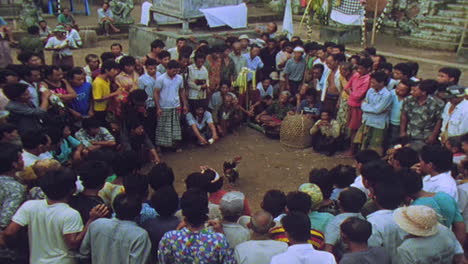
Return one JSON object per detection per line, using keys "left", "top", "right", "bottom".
{"left": 12, "top": 200, "right": 84, "bottom": 264}
{"left": 155, "top": 73, "right": 183, "bottom": 109}
{"left": 422, "top": 171, "right": 459, "bottom": 202}
{"left": 235, "top": 240, "right": 288, "bottom": 264}
{"left": 45, "top": 36, "right": 77, "bottom": 56}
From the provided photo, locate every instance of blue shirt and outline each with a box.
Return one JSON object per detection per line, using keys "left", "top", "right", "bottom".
{"left": 186, "top": 111, "right": 213, "bottom": 130}
{"left": 243, "top": 53, "right": 264, "bottom": 81}
{"left": 138, "top": 73, "right": 160, "bottom": 108}
{"left": 52, "top": 136, "right": 81, "bottom": 164}
{"left": 390, "top": 89, "right": 404, "bottom": 126}
{"left": 361, "top": 87, "right": 392, "bottom": 129}
{"left": 70, "top": 82, "right": 92, "bottom": 116}
{"left": 412, "top": 192, "right": 464, "bottom": 228}
{"left": 297, "top": 99, "right": 321, "bottom": 116}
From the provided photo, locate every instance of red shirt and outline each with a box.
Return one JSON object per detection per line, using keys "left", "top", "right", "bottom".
{"left": 346, "top": 72, "right": 371, "bottom": 107}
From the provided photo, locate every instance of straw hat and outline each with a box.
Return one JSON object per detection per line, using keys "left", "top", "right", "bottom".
{"left": 393, "top": 205, "right": 440, "bottom": 237}
{"left": 298, "top": 183, "right": 323, "bottom": 210}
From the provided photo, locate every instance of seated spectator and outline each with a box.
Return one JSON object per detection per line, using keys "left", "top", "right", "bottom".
{"left": 4, "top": 83, "right": 50, "bottom": 134}
{"left": 296, "top": 88, "right": 321, "bottom": 120}
{"left": 271, "top": 212, "right": 336, "bottom": 264}
{"left": 123, "top": 173, "right": 157, "bottom": 224}
{"left": 256, "top": 91, "right": 294, "bottom": 133}
{"left": 446, "top": 136, "right": 466, "bottom": 165}
{"left": 257, "top": 78, "right": 274, "bottom": 99}
{"left": 350, "top": 150, "right": 380, "bottom": 197}
{"left": 21, "top": 131, "right": 51, "bottom": 167}
{"left": 64, "top": 24, "right": 82, "bottom": 47}
{"left": 80, "top": 193, "right": 151, "bottom": 264}
{"left": 339, "top": 217, "right": 390, "bottom": 264}
{"left": 217, "top": 93, "right": 242, "bottom": 137}
{"left": 158, "top": 189, "right": 235, "bottom": 263}
{"left": 420, "top": 144, "right": 458, "bottom": 201}
{"left": 235, "top": 210, "right": 288, "bottom": 264}
{"left": 367, "top": 181, "right": 406, "bottom": 263}
{"left": 57, "top": 8, "right": 76, "bottom": 27}
{"left": 69, "top": 160, "right": 110, "bottom": 223}
{"left": 0, "top": 123, "right": 20, "bottom": 145}
{"left": 394, "top": 205, "right": 465, "bottom": 264}
{"left": 309, "top": 168, "right": 339, "bottom": 215}
{"left": 388, "top": 146, "right": 419, "bottom": 171}
{"left": 209, "top": 81, "right": 236, "bottom": 122}
{"left": 219, "top": 191, "right": 251, "bottom": 248}
{"left": 148, "top": 162, "right": 175, "bottom": 192}
{"left": 141, "top": 186, "right": 180, "bottom": 262}
{"left": 38, "top": 20, "right": 51, "bottom": 43}
{"left": 1, "top": 168, "right": 108, "bottom": 263}
{"left": 98, "top": 2, "right": 120, "bottom": 36}
{"left": 298, "top": 184, "right": 334, "bottom": 233}
{"left": 324, "top": 187, "right": 367, "bottom": 258}
{"left": 329, "top": 165, "right": 357, "bottom": 200}
{"left": 310, "top": 111, "right": 340, "bottom": 156}
{"left": 75, "top": 118, "right": 116, "bottom": 151}
{"left": 400, "top": 168, "right": 465, "bottom": 244}
{"left": 47, "top": 124, "right": 84, "bottom": 165}
{"left": 261, "top": 189, "right": 287, "bottom": 225}
{"left": 120, "top": 121, "right": 160, "bottom": 164}
{"left": 186, "top": 104, "right": 218, "bottom": 145}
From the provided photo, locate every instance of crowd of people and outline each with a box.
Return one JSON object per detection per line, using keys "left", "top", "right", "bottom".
{"left": 0, "top": 9, "right": 468, "bottom": 264}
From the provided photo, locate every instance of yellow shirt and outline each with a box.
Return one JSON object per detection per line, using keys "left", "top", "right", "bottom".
{"left": 92, "top": 77, "right": 110, "bottom": 111}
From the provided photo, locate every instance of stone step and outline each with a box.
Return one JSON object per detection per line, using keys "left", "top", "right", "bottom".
{"left": 436, "top": 9, "right": 466, "bottom": 18}
{"left": 419, "top": 22, "right": 466, "bottom": 33}
{"left": 0, "top": 4, "right": 21, "bottom": 16}
{"left": 398, "top": 36, "right": 458, "bottom": 52}
{"left": 419, "top": 16, "right": 466, "bottom": 26}
{"left": 411, "top": 30, "right": 460, "bottom": 42}
{"left": 447, "top": 3, "right": 468, "bottom": 10}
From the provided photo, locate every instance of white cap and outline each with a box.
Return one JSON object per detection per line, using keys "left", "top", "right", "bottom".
{"left": 293, "top": 46, "right": 305, "bottom": 53}
{"left": 239, "top": 34, "right": 250, "bottom": 40}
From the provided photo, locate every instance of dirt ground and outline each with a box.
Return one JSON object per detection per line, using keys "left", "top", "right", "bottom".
{"left": 16, "top": 4, "right": 466, "bottom": 212}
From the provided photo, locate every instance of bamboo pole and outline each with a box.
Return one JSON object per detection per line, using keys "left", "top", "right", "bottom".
{"left": 371, "top": 0, "right": 379, "bottom": 46}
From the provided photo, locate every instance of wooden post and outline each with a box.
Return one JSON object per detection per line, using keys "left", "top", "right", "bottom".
{"left": 457, "top": 12, "right": 468, "bottom": 54}
{"left": 371, "top": 0, "right": 379, "bottom": 46}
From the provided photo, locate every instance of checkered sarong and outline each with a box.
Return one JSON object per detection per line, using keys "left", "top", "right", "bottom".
{"left": 155, "top": 108, "right": 182, "bottom": 147}
{"left": 334, "top": 0, "right": 363, "bottom": 15}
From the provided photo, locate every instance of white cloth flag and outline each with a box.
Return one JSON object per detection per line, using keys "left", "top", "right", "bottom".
{"left": 282, "top": 0, "right": 294, "bottom": 40}
{"left": 140, "top": 1, "right": 152, "bottom": 26}
{"left": 200, "top": 3, "right": 247, "bottom": 29}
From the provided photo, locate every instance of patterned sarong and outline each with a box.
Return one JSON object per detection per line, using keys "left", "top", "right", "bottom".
{"left": 354, "top": 124, "right": 385, "bottom": 156}
{"left": 156, "top": 108, "right": 182, "bottom": 147}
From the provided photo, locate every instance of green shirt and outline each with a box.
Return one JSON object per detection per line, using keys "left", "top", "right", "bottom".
{"left": 401, "top": 95, "right": 443, "bottom": 140}
{"left": 18, "top": 35, "right": 44, "bottom": 54}
{"left": 265, "top": 102, "right": 294, "bottom": 120}
{"left": 57, "top": 13, "right": 74, "bottom": 24}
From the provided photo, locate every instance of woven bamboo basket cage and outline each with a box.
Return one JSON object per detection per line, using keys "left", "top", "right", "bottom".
{"left": 280, "top": 114, "right": 314, "bottom": 148}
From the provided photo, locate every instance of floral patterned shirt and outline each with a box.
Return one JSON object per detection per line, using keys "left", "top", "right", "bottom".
{"left": 158, "top": 227, "right": 236, "bottom": 264}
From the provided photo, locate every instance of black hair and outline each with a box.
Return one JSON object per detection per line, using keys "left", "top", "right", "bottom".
{"left": 202, "top": 169, "right": 224, "bottom": 193}
{"left": 0, "top": 123, "right": 17, "bottom": 140}
{"left": 305, "top": 88, "right": 317, "bottom": 98}
{"left": 19, "top": 66, "right": 41, "bottom": 80}
{"left": 27, "top": 25, "right": 40, "bottom": 35}
{"left": 21, "top": 130, "right": 48, "bottom": 150}
{"left": 304, "top": 42, "right": 318, "bottom": 53}
{"left": 150, "top": 39, "right": 165, "bottom": 50}
{"left": 100, "top": 52, "right": 115, "bottom": 62}
{"left": 145, "top": 58, "right": 158, "bottom": 67}
{"left": 100, "top": 59, "right": 120, "bottom": 74}
{"left": 78, "top": 160, "right": 109, "bottom": 189}
{"left": 225, "top": 37, "right": 237, "bottom": 45}
{"left": 82, "top": 118, "right": 101, "bottom": 130}
{"left": 40, "top": 167, "right": 77, "bottom": 200}
{"left": 340, "top": 217, "right": 372, "bottom": 243}
{"left": 43, "top": 65, "right": 61, "bottom": 78}
{"left": 85, "top": 54, "right": 99, "bottom": 64}
{"left": 112, "top": 150, "right": 141, "bottom": 177}
{"left": 286, "top": 191, "right": 312, "bottom": 214}
{"left": 0, "top": 143, "right": 21, "bottom": 174}
{"left": 439, "top": 67, "right": 461, "bottom": 84}
{"left": 309, "top": 168, "right": 333, "bottom": 199}
{"left": 461, "top": 133, "right": 468, "bottom": 144}
{"left": 66, "top": 67, "right": 85, "bottom": 80}
{"left": 2, "top": 83, "right": 28, "bottom": 100}
{"left": 47, "top": 124, "right": 64, "bottom": 145}
{"left": 393, "top": 147, "right": 419, "bottom": 169}
{"left": 83, "top": 149, "right": 116, "bottom": 175}
{"left": 262, "top": 190, "right": 287, "bottom": 218}
{"left": 185, "top": 172, "right": 207, "bottom": 190}
{"left": 406, "top": 62, "right": 419, "bottom": 77}
{"left": 113, "top": 193, "right": 142, "bottom": 220}
{"left": 0, "top": 69, "right": 18, "bottom": 84}
{"left": 330, "top": 53, "right": 346, "bottom": 63}
{"left": 364, "top": 47, "right": 377, "bottom": 56}
{"left": 329, "top": 165, "right": 356, "bottom": 188}
{"left": 119, "top": 56, "right": 136, "bottom": 69}
{"left": 292, "top": 39, "right": 304, "bottom": 48}
{"left": 17, "top": 51, "right": 42, "bottom": 65}
{"left": 167, "top": 60, "right": 180, "bottom": 69}
{"left": 333, "top": 44, "right": 345, "bottom": 52}
{"left": 361, "top": 160, "right": 395, "bottom": 187}
{"left": 194, "top": 52, "right": 207, "bottom": 61}
{"left": 128, "top": 89, "right": 147, "bottom": 105}
{"left": 281, "top": 212, "right": 311, "bottom": 242}
{"left": 378, "top": 62, "right": 393, "bottom": 72}
{"left": 110, "top": 43, "right": 123, "bottom": 50}
{"left": 180, "top": 188, "right": 209, "bottom": 227}
{"left": 123, "top": 173, "right": 148, "bottom": 202}
{"left": 418, "top": 79, "right": 439, "bottom": 95}
{"left": 158, "top": 50, "right": 171, "bottom": 60}
{"left": 448, "top": 136, "right": 462, "bottom": 152}
{"left": 398, "top": 168, "right": 422, "bottom": 196}
{"left": 420, "top": 145, "right": 453, "bottom": 173}
{"left": 324, "top": 41, "right": 336, "bottom": 49}
{"left": 151, "top": 185, "right": 179, "bottom": 217}
{"left": 394, "top": 63, "right": 412, "bottom": 78}
{"left": 148, "top": 162, "right": 175, "bottom": 191}
{"left": 176, "top": 37, "right": 186, "bottom": 43}
{"left": 373, "top": 181, "right": 404, "bottom": 209}
{"left": 179, "top": 46, "right": 193, "bottom": 59}
{"left": 312, "top": 63, "right": 325, "bottom": 73}
{"left": 339, "top": 187, "right": 367, "bottom": 212}
{"left": 358, "top": 58, "right": 373, "bottom": 69}
{"left": 199, "top": 39, "right": 209, "bottom": 45}
{"left": 370, "top": 71, "right": 389, "bottom": 86}
{"left": 349, "top": 55, "right": 361, "bottom": 64}
{"left": 355, "top": 150, "right": 380, "bottom": 164}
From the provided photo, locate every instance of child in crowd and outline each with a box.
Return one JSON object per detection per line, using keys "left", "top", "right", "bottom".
{"left": 329, "top": 165, "right": 357, "bottom": 200}
{"left": 388, "top": 79, "right": 410, "bottom": 145}
{"left": 48, "top": 123, "right": 84, "bottom": 165}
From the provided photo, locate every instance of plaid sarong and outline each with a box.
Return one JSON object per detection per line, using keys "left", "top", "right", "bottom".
{"left": 156, "top": 108, "right": 182, "bottom": 147}
{"left": 354, "top": 124, "right": 385, "bottom": 156}
{"left": 334, "top": 0, "right": 363, "bottom": 15}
